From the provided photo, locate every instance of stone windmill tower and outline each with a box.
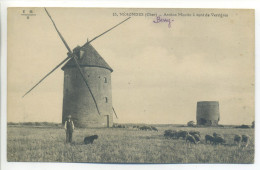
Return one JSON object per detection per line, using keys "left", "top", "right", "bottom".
{"left": 61, "top": 44, "right": 114, "bottom": 127}
{"left": 23, "top": 8, "right": 130, "bottom": 128}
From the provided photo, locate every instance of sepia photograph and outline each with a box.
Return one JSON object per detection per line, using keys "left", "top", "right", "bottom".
{"left": 7, "top": 7, "right": 254, "bottom": 163}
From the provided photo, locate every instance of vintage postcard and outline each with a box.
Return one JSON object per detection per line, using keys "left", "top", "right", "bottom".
{"left": 7, "top": 8, "right": 254, "bottom": 163}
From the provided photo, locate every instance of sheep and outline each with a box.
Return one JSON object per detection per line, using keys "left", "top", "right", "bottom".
{"left": 164, "top": 130, "right": 172, "bottom": 137}
{"left": 234, "top": 134, "right": 242, "bottom": 145}
{"left": 205, "top": 134, "right": 215, "bottom": 144}
{"left": 177, "top": 130, "right": 188, "bottom": 139}
{"left": 186, "top": 134, "right": 197, "bottom": 144}
{"left": 139, "top": 126, "right": 152, "bottom": 131}
{"left": 193, "top": 134, "right": 201, "bottom": 143}
{"left": 164, "top": 130, "right": 178, "bottom": 139}
{"left": 189, "top": 131, "right": 201, "bottom": 137}
{"left": 169, "top": 130, "right": 178, "bottom": 138}
{"left": 213, "top": 136, "right": 226, "bottom": 145}
{"left": 213, "top": 132, "right": 222, "bottom": 138}
{"left": 242, "top": 135, "right": 250, "bottom": 147}
{"left": 151, "top": 126, "right": 158, "bottom": 132}
{"left": 164, "top": 130, "right": 174, "bottom": 138}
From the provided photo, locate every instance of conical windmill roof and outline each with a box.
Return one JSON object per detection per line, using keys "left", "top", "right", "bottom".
{"left": 61, "top": 44, "right": 113, "bottom": 72}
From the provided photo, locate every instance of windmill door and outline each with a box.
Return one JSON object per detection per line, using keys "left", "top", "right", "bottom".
{"left": 106, "top": 115, "right": 109, "bottom": 128}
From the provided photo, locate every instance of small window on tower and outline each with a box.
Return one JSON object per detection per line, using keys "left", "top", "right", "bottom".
{"left": 105, "top": 97, "right": 108, "bottom": 103}
{"left": 104, "top": 77, "right": 107, "bottom": 83}
{"left": 79, "top": 50, "right": 85, "bottom": 59}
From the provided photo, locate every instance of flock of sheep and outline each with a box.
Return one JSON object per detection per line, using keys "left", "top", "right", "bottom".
{"left": 113, "top": 124, "right": 159, "bottom": 131}
{"left": 133, "top": 125, "right": 158, "bottom": 131}
{"left": 113, "top": 124, "right": 250, "bottom": 147}
{"left": 164, "top": 129, "right": 250, "bottom": 147}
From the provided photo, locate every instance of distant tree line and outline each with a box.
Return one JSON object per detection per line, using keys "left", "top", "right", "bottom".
{"left": 7, "top": 122, "right": 62, "bottom": 127}
{"left": 186, "top": 120, "right": 255, "bottom": 128}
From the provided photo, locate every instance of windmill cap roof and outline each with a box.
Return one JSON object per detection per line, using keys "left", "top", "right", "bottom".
{"left": 61, "top": 43, "right": 113, "bottom": 72}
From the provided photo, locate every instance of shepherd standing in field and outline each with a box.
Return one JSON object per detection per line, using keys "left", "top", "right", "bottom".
{"left": 64, "top": 115, "right": 74, "bottom": 143}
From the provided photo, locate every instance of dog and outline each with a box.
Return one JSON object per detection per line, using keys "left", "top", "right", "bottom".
{"left": 84, "top": 135, "right": 98, "bottom": 144}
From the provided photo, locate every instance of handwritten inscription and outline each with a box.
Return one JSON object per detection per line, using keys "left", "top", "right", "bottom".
{"left": 153, "top": 16, "right": 174, "bottom": 28}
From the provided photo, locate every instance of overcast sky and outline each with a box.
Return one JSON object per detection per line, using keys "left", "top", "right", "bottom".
{"left": 8, "top": 8, "right": 254, "bottom": 125}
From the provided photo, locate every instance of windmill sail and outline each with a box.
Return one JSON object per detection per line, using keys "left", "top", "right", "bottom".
{"left": 68, "top": 52, "right": 101, "bottom": 115}
{"left": 113, "top": 107, "right": 118, "bottom": 119}
{"left": 82, "top": 17, "right": 131, "bottom": 47}
{"left": 44, "top": 8, "right": 73, "bottom": 53}
{"left": 22, "top": 56, "right": 70, "bottom": 98}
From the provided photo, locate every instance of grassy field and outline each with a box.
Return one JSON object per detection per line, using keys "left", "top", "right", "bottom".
{"left": 7, "top": 125, "right": 254, "bottom": 163}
